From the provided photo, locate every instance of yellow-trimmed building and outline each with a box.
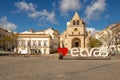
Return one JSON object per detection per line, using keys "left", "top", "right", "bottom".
{"left": 17, "top": 28, "right": 60, "bottom": 54}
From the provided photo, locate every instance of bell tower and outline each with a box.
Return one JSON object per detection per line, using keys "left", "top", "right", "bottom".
{"left": 66, "top": 12, "right": 86, "bottom": 49}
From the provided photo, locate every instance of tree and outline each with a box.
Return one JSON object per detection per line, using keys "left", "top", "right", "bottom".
{"left": 0, "top": 33, "right": 17, "bottom": 51}
{"left": 12, "top": 33, "right": 17, "bottom": 50}
{"left": 3, "top": 36, "right": 13, "bottom": 50}
{"left": 89, "top": 37, "right": 103, "bottom": 48}
{"left": 111, "top": 24, "right": 120, "bottom": 52}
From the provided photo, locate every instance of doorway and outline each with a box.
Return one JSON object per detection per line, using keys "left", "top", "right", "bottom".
{"left": 72, "top": 38, "right": 81, "bottom": 48}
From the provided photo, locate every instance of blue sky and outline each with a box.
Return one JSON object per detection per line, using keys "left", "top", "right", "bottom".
{"left": 0, "top": 0, "right": 120, "bottom": 33}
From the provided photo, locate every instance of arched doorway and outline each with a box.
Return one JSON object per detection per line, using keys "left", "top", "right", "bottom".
{"left": 72, "top": 38, "right": 81, "bottom": 48}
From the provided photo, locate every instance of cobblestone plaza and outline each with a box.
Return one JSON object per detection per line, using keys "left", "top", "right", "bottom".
{"left": 0, "top": 55, "right": 120, "bottom": 80}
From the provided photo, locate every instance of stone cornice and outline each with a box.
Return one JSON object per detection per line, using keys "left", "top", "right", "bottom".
{"left": 17, "top": 34, "right": 51, "bottom": 38}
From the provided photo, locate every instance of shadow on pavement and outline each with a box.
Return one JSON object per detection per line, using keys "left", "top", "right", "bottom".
{"left": 60, "top": 57, "right": 111, "bottom": 60}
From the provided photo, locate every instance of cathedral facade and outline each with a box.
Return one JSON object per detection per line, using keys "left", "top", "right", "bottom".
{"left": 60, "top": 12, "right": 91, "bottom": 50}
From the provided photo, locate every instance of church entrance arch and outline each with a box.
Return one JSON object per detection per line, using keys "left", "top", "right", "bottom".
{"left": 72, "top": 38, "right": 81, "bottom": 48}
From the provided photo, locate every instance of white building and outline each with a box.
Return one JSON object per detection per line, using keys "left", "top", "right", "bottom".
{"left": 95, "top": 23, "right": 120, "bottom": 52}
{"left": 17, "top": 28, "right": 60, "bottom": 54}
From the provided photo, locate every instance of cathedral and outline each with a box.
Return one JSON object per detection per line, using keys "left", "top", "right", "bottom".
{"left": 60, "top": 12, "right": 91, "bottom": 50}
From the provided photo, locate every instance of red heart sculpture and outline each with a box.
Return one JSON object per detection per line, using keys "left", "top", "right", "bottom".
{"left": 58, "top": 48, "right": 68, "bottom": 56}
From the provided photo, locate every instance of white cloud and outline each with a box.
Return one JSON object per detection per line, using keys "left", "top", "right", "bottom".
{"left": 28, "top": 10, "right": 57, "bottom": 24}
{"left": 86, "top": 27, "right": 100, "bottom": 35}
{"left": 15, "top": 1, "right": 36, "bottom": 12}
{"left": 59, "top": 0, "right": 81, "bottom": 15}
{"left": 0, "top": 16, "right": 17, "bottom": 31}
{"left": 85, "top": 0, "right": 107, "bottom": 20}
{"left": 15, "top": 1, "right": 57, "bottom": 24}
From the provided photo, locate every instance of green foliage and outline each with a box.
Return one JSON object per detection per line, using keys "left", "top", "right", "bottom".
{"left": 3, "top": 36, "right": 13, "bottom": 42}
{"left": 89, "top": 37, "right": 103, "bottom": 48}
{"left": 0, "top": 34, "right": 17, "bottom": 51}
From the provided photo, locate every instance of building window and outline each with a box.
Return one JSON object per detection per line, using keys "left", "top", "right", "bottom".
{"left": 17, "top": 40, "right": 20, "bottom": 47}
{"left": 77, "top": 20, "right": 79, "bottom": 25}
{"left": 21, "top": 40, "right": 25, "bottom": 49}
{"left": 74, "top": 28, "right": 78, "bottom": 32}
{"left": 32, "top": 40, "right": 36, "bottom": 47}
{"left": 73, "top": 20, "right": 76, "bottom": 25}
{"left": 39, "top": 49, "right": 41, "bottom": 53}
{"left": 72, "top": 32, "right": 74, "bottom": 35}
{"left": 27, "top": 40, "right": 31, "bottom": 47}
{"left": 44, "top": 40, "right": 47, "bottom": 46}
{"left": 38, "top": 40, "right": 41, "bottom": 46}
